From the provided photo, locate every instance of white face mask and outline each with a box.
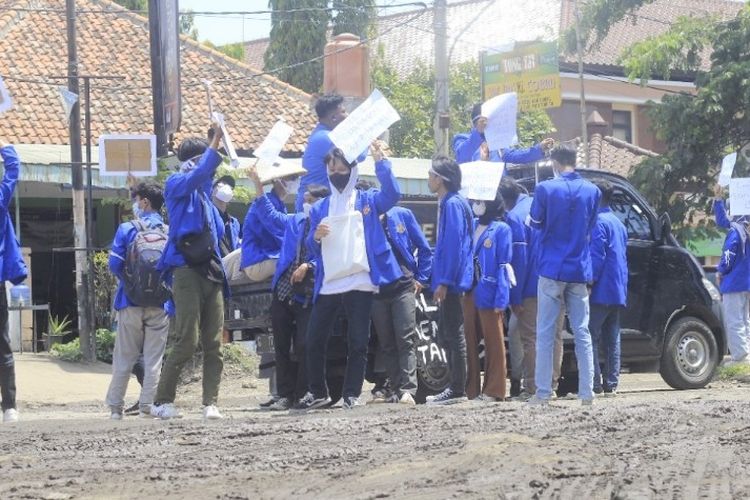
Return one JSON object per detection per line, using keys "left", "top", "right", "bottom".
{"left": 302, "top": 202, "right": 312, "bottom": 217}
{"left": 215, "top": 183, "right": 234, "bottom": 203}
{"left": 132, "top": 201, "right": 143, "bottom": 219}
{"left": 472, "top": 201, "right": 486, "bottom": 217}
{"left": 283, "top": 178, "right": 300, "bottom": 195}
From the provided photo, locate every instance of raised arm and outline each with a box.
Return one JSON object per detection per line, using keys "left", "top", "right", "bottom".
{"left": 0, "top": 144, "right": 20, "bottom": 211}
{"left": 371, "top": 142, "right": 400, "bottom": 214}
{"left": 453, "top": 128, "right": 484, "bottom": 164}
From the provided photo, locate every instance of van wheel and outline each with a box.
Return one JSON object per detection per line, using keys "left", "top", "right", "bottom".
{"left": 659, "top": 317, "right": 719, "bottom": 389}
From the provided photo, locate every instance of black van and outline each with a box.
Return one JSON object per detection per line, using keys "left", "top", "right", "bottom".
{"left": 508, "top": 163, "right": 725, "bottom": 391}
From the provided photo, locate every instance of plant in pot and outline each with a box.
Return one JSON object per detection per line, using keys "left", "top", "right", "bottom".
{"left": 44, "top": 314, "right": 72, "bottom": 351}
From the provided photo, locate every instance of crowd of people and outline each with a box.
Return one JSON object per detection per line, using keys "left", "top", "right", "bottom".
{"left": 0, "top": 91, "right": 642, "bottom": 423}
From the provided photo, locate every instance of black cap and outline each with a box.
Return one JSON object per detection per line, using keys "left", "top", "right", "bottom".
{"left": 471, "top": 103, "right": 483, "bottom": 123}
{"left": 213, "top": 175, "right": 235, "bottom": 189}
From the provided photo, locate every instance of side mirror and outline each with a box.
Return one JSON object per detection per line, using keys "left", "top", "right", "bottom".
{"left": 656, "top": 212, "right": 672, "bottom": 243}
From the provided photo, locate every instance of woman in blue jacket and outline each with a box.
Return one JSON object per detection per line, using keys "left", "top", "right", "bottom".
{"left": 718, "top": 216, "right": 750, "bottom": 364}
{"left": 463, "top": 189, "right": 513, "bottom": 402}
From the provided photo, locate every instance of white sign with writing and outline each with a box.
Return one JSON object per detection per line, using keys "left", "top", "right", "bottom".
{"left": 254, "top": 120, "right": 294, "bottom": 166}
{"left": 459, "top": 161, "right": 505, "bottom": 201}
{"left": 482, "top": 92, "right": 518, "bottom": 151}
{"left": 729, "top": 178, "right": 750, "bottom": 216}
{"left": 329, "top": 89, "right": 400, "bottom": 163}
{"left": 0, "top": 76, "right": 12, "bottom": 114}
{"left": 719, "top": 152, "right": 738, "bottom": 187}
{"left": 211, "top": 111, "right": 240, "bottom": 168}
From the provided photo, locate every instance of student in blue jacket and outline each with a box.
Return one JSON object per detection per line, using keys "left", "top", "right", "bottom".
{"left": 527, "top": 145, "right": 600, "bottom": 406}
{"left": 452, "top": 103, "right": 554, "bottom": 165}
{"left": 0, "top": 143, "right": 28, "bottom": 424}
{"left": 718, "top": 216, "right": 750, "bottom": 365}
{"left": 152, "top": 122, "right": 227, "bottom": 421}
{"left": 371, "top": 205, "right": 433, "bottom": 406}
{"left": 425, "top": 156, "right": 474, "bottom": 406}
{"left": 105, "top": 182, "right": 170, "bottom": 420}
{"left": 211, "top": 175, "right": 241, "bottom": 258}
{"left": 463, "top": 189, "right": 513, "bottom": 402}
{"left": 249, "top": 169, "right": 331, "bottom": 411}
{"left": 296, "top": 93, "right": 367, "bottom": 212}
{"left": 589, "top": 180, "right": 629, "bottom": 396}
{"left": 293, "top": 142, "right": 401, "bottom": 412}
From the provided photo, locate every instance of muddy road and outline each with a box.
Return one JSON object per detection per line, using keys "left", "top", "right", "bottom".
{"left": 2, "top": 374, "right": 750, "bottom": 499}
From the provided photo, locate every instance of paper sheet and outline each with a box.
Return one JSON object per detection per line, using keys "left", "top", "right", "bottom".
{"left": 254, "top": 120, "right": 294, "bottom": 166}
{"left": 729, "top": 178, "right": 750, "bottom": 216}
{"left": 459, "top": 161, "right": 505, "bottom": 201}
{"left": 329, "top": 89, "right": 400, "bottom": 163}
{"left": 212, "top": 111, "right": 240, "bottom": 168}
{"left": 481, "top": 92, "right": 518, "bottom": 151}
{"left": 98, "top": 134, "right": 157, "bottom": 177}
{"left": 719, "top": 152, "right": 738, "bottom": 187}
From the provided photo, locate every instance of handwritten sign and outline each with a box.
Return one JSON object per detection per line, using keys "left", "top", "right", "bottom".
{"left": 729, "top": 178, "right": 750, "bottom": 216}
{"left": 254, "top": 120, "right": 294, "bottom": 166}
{"left": 482, "top": 92, "right": 518, "bottom": 151}
{"left": 98, "top": 134, "right": 157, "bottom": 177}
{"left": 719, "top": 152, "right": 738, "bottom": 187}
{"left": 329, "top": 89, "right": 400, "bottom": 163}
{"left": 459, "top": 161, "right": 505, "bottom": 201}
{"left": 0, "top": 76, "right": 12, "bottom": 114}
{"left": 211, "top": 111, "right": 239, "bottom": 168}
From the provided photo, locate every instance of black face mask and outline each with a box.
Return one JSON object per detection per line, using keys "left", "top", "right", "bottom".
{"left": 329, "top": 172, "right": 351, "bottom": 192}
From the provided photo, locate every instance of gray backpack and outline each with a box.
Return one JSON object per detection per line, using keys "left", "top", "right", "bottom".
{"left": 123, "top": 220, "right": 171, "bottom": 307}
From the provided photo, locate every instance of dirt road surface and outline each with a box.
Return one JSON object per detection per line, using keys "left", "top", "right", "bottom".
{"left": 2, "top": 354, "right": 750, "bottom": 499}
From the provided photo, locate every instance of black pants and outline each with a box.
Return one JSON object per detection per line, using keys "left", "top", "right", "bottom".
{"left": 438, "top": 292, "right": 467, "bottom": 395}
{"left": 270, "top": 296, "right": 311, "bottom": 401}
{"left": 0, "top": 290, "right": 16, "bottom": 410}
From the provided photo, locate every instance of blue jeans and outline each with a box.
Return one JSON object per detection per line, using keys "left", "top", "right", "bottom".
{"left": 589, "top": 304, "right": 622, "bottom": 392}
{"left": 306, "top": 291, "right": 374, "bottom": 399}
{"left": 535, "top": 277, "right": 594, "bottom": 400}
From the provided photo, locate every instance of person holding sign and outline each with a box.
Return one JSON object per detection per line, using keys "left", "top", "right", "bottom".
{"left": 425, "top": 156, "right": 474, "bottom": 406}
{"left": 462, "top": 189, "right": 514, "bottom": 402}
{"left": 292, "top": 141, "right": 401, "bottom": 412}
{"left": 713, "top": 185, "right": 732, "bottom": 230}
{"left": 717, "top": 215, "right": 750, "bottom": 366}
{"left": 151, "top": 122, "right": 227, "bottom": 421}
{"left": 453, "top": 103, "right": 554, "bottom": 165}
{"left": 298, "top": 93, "right": 367, "bottom": 212}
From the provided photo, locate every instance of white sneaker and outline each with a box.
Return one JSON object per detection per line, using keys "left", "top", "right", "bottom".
{"left": 525, "top": 395, "right": 550, "bottom": 407}
{"left": 150, "top": 403, "right": 182, "bottom": 420}
{"left": 398, "top": 393, "right": 416, "bottom": 406}
{"left": 342, "top": 396, "right": 364, "bottom": 410}
{"left": 3, "top": 408, "right": 19, "bottom": 423}
{"left": 203, "top": 405, "right": 223, "bottom": 420}
{"left": 110, "top": 411, "right": 123, "bottom": 421}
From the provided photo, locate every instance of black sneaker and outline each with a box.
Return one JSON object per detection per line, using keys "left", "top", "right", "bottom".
{"left": 290, "top": 392, "right": 331, "bottom": 413}
{"left": 259, "top": 396, "right": 279, "bottom": 410}
{"left": 268, "top": 397, "right": 292, "bottom": 411}
{"left": 510, "top": 379, "right": 521, "bottom": 398}
{"left": 123, "top": 402, "right": 140, "bottom": 415}
{"left": 425, "top": 388, "right": 467, "bottom": 406}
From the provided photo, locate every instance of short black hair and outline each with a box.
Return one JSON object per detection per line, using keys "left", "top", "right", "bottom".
{"left": 213, "top": 175, "right": 236, "bottom": 189}
{"left": 593, "top": 179, "right": 614, "bottom": 206}
{"left": 306, "top": 183, "right": 331, "bottom": 200}
{"left": 549, "top": 145, "right": 577, "bottom": 168}
{"left": 177, "top": 137, "right": 209, "bottom": 162}
{"left": 133, "top": 182, "right": 165, "bottom": 211}
{"left": 324, "top": 147, "right": 356, "bottom": 170}
{"left": 471, "top": 102, "right": 482, "bottom": 122}
{"left": 431, "top": 155, "right": 462, "bottom": 192}
{"left": 355, "top": 179, "right": 376, "bottom": 190}
{"left": 499, "top": 177, "right": 525, "bottom": 208}
{"left": 314, "top": 93, "right": 344, "bottom": 120}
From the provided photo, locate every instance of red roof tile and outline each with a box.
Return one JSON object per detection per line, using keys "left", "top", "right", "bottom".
{"left": 577, "top": 133, "right": 659, "bottom": 177}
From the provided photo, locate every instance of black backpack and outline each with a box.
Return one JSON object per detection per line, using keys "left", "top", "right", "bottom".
{"left": 123, "top": 220, "right": 171, "bottom": 307}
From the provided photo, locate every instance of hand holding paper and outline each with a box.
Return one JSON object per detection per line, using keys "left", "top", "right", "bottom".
{"left": 481, "top": 92, "right": 518, "bottom": 151}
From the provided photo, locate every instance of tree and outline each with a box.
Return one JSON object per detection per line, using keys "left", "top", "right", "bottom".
{"left": 568, "top": 1, "right": 750, "bottom": 241}
{"left": 113, "top": 0, "right": 146, "bottom": 10}
{"left": 204, "top": 41, "right": 245, "bottom": 61}
{"left": 179, "top": 10, "right": 199, "bottom": 40}
{"left": 264, "top": 0, "right": 329, "bottom": 94}
{"left": 332, "top": 0, "right": 375, "bottom": 38}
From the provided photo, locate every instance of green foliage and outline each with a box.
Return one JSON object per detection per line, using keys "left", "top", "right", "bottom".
{"left": 95, "top": 329, "right": 117, "bottom": 364}
{"left": 219, "top": 42, "right": 245, "bottom": 61}
{"left": 180, "top": 10, "right": 199, "bottom": 40}
{"left": 372, "top": 58, "right": 556, "bottom": 157}
{"left": 221, "top": 343, "right": 258, "bottom": 374}
{"left": 50, "top": 338, "right": 83, "bottom": 362}
{"left": 45, "top": 314, "right": 72, "bottom": 337}
{"left": 265, "top": 0, "right": 329, "bottom": 93}
{"left": 717, "top": 363, "right": 750, "bottom": 381}
{"left": 562, "top": 0, "right": 656, "bottom": 54}
{"left": 332, "top": 0, "right": 376, "bottom": 38}
{"left": 92, "top": 251, "right": 117, "bottom": 330}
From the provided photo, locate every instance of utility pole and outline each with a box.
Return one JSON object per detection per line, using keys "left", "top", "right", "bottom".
{"left": 66, "top": 0, "right": 94, "bottom": 362}
{"left": 434, "top": 0, "right": 450, "bottom": 156}
{"left": 574, "top": 0, "right": 589, "bottom": 166}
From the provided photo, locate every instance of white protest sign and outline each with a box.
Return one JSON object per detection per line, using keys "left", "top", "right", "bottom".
{"left": 58, "top": 86, "right": 78, "bottom": 122}
{"left": 459, "top": 161, "right": 505, "bottom": 201}
{"left": 719, "top": 152, "right": 738, "bottom": 187}
{"left": 329, "top": 89, "right": 400, "bottom": 163}
{"left": 254, "top": 120, "right": 294, "bottom": 166}
{"left": 482, "top": 92, "right": 518, "bottom": 151}
{"left": 211, "top": 111, "right": 240, "bottom": 168}
{"left": 729, "top": 178, "right": 750, "bottom": 216}
{"left": 98, "top": 134, "right": 157, "bottom": 177}
{"left": 0, "top": 76, "right": 13, "bottom": 114}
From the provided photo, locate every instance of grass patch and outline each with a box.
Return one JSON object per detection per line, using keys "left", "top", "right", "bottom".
{"left": 716, "top": 363, "right": 750, "bottom": 381}
{"left": 221, "top": 343, "right": 258, "bottom": 376}
{"left": 50, "top": 338, "right": 83, "bottom": 362}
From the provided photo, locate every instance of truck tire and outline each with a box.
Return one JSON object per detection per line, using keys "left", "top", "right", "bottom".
{"left": 659, "top": 316, "right": 719, "bottom": 389}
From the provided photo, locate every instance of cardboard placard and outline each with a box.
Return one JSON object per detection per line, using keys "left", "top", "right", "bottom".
{"left": 98, "top": 134, "right": 157, "bottom": 177}
{"left": 254, "top": 120, "right": 294, "bottom": 166}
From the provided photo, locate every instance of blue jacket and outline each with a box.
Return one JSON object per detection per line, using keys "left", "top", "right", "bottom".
{"left": 714, "top": 199, "right": 731, "bottom": 229}
{"left": 241, "top": 190, "right": 286, "bottom": 269}
{"left": 718, "top": 225, "right": 750, "bottom": 294}
{"left": 432, "top": 192, "right": 474, "bottom": 293}
{"left": 589, "top": 208, "right": 629, "bottom": 306}
{"left": 157, "top": 148, "right": 227, "bottom": 285}
{"left": 0, "top": 146, "right": 27, "bottom": 286}
{"left": 472, "top": 220, "right": 513, "bottom": 310}
{"left": 505, "top": 194, "right": 541, "bottom": 302}
{"left": 307, "top": 159, "right": 402, "bottom": 300}
{"left": 383, "top": 206, "right": 433, "bottom": 286}
{"left": 529, "top": 171, "right": 601, "bottom": 283}
{"left": 297, "top": 123, "right": 367, "bottom": 212}
{"left": 108, "top": 212, "right": 169, "bottom": 311}
{"left": 452, "top": 128, "right": 545, "bottom": 165}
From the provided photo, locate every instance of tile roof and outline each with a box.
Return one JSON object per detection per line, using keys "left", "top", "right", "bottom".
{"left": 0, "top": 0, "right": 316, "bottom": 154}
{"left": 577, "top": 133, "right": 659, "bottom": 177}
{"left": 243, "top": 37, "right": 269, "bottom": 71}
